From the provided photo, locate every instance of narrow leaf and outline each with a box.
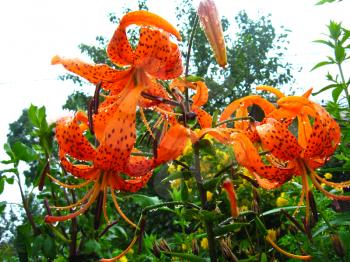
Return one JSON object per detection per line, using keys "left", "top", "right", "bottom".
{"left": 311, "top": 61, "right": 334, "bottom": 71}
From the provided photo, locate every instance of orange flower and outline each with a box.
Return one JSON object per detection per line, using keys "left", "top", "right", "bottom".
{"left": 198, "top": 0, "right": 227, "bottom": 67}
{"left": 170, "top": 78, "right": 213, "bottom": 128}
{"left": 52, "top": 11, "right": 183, "bottom": 123}
{"left": 45, "top": 97, "right": 188, "bottom": 225}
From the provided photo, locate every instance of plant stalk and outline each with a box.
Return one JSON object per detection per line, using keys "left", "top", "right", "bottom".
{"left": 337, "top": 63, "right": 350, "bottom": 110}
{"left": 193, "top": 143, "right": 217, "bottom": 262}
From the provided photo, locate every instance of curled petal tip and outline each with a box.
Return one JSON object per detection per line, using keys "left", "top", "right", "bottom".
{"left": 44, "top": 215, "right": 55, "bottom": 224}
{"left": 198, "top": 0, "right": 227, "bottom": 67}
{"left": 51, "top": 55, "right": 61, "bottom": 65}
{"left": 121, "top": 10, "right": 182, "bottom": 41}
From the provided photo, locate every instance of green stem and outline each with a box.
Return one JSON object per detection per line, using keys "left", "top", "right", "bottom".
{"left": 16, "top": 173, "right": 40, "bottom": 235}
{"left": 214, "top": 116, "right": 255, "bottom": 127}
{"left": 141, "top": 201, "right": 200, "bottom": 215}
{"left": 193, "top": 143, "right": 217, "bottom": 262}
{"left": 185, "top": 15, "right": 199, "bottom": 112}
{"left": 337, "top": 63, "right": 350, "bottom": 110}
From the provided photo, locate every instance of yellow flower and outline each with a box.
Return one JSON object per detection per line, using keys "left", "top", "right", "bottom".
{"left": 201, "top": 238, "right": 209, "bottom": 249}
{"left": 182, "top": 139, "right": 193, "bottom": 156}
{"left": 182, "top": 243, "right": 187, "bottom": 250}
{"left": 206, "top": 191, "right": 213, "bottom": 201}
{"left": 239, "top": 205, "right": 248, "bottom": 212}
{"left": 200, "top": 161, "right": 211, "bottom": 173}
{"left": 118, "top": 256, "right": 128, "bottom": 262}
{"left": 276, "top": 196, "right": 288, "bottom": 207}
{"left": 267, "top": 229, "right": 277, "bottom": 242}
{"left": 324, "top": 173, "right": 333, "bottom": 180}
{"left": 170, "top": 179, "right": 181, "bottom": 189}
{"left": 168, "top": 164, "right": 176, "bottom": 174}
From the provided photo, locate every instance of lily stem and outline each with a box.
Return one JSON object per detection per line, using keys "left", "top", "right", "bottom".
{"left": 337, "top": 63, "right": 350, "bottom": 111}
{"left": 184, "top": 15, "right": 199, "bottom": 112}
{"left": 193, "top": 143, "right": 217, "bottom": 262}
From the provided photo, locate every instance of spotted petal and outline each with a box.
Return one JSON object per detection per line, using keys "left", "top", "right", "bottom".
{"left": 256, "top": 118, "right": 302, "bottom": 161}
{"left": 56, "top": 112, "right": 96, "bottom": 161}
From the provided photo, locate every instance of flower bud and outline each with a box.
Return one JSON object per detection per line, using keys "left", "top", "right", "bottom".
{"left": 331, "top": 234, "right": 345, "bottom": 258}
{"left": 198, "top": 0, "right": 227, "bottom": 67}
{"left": 222, "top": 178, "right": 240, "bottom": 218}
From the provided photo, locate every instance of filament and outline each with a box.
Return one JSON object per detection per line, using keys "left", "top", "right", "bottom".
{"left": 111, "top": 189, "right": 138, "bottom": 229}
{"left": 51, "top": 186, "right": 94, "bottom": 210}
{"left": 139, "top": 107, "right": 155, "bottom": 139}
{"left": 100, "top": 236, "right": 137, "bottom": 262}
{"left": 265, "top": 236, "right": 312, "bottom": 260}
{"left": 310, "top": 171, "right": 350, "bottom": 200}
{"left": 103, "top": 186, "right": 110, "bottom": 225}
{"left": 47, "top": 173, "right": 93, "bottom": 189}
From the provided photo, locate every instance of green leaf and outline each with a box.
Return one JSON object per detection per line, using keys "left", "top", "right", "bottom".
{"left": 162, "top": 251, "right": 209, "bottom": 262}
{"left": 214, "top": 222, "right": 249, "bottom": 236}
{"left": 340, "top": 28, "right": 350, "bottom": 45}
{"left": 0, "top": 201, "right": 6, "bottom": 214}
{"left": 28, "top": 104, "right": 39, "bottom": 127}
{"left": 329, "top": 21, "right": 342, "bottom": 40}
{"left": 260, "top": 206, "right": 305, "bottom": 216}
{"left": 82, "top": 239, "right": 101, "bottom": 254}
{"left": 260, "top": 252, "right": 268, "bottom": 262}
{"left": 0, "top": 168, "right": 18, "bottom": 175}
{"left": 0, "top": 179, "right": 4, "bottom": 194}
{"left": 254, "top": 216, "right": 267, "bottom": 236}
{"left": 12, "top": 142, "right": 37, "bottom": 162}
{"left": 311, "top": 61, "right": 334, "bottom": 71}
{"left": 335, "top": 44, "right": 346, "bottom": 63}
{"left": 312, "top": 84, "right": 338, "bottom": 95}
{"left": 130, "top": 194, "right": 161, "bottom": 207}
{"left": 313, "top": 39, "right": 335, "bottom": 48}
{"left": 332, "top": 85, "right": 344, "bottom": 102}
{"left": 6, "top": 176, "right": 14, "bottom": 184}
{"left": 185, "top": 75, "right": 204, "bottom": 82}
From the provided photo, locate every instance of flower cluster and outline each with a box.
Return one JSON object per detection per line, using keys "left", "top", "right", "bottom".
{"left": 47, "top": 6, "right": 346, "bottom": 261}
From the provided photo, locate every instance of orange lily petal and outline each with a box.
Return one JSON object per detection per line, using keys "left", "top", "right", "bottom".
{"left": 124, "top": 155, "right": 154, "bottom": 177}
{"left": 256, "top": 85, "right": 285, "bottom": 98}
{"left": 234, "top": 107, "right": 250, "bottom": 130}
{"left": 192, "top": 107, "right": 212, "bottom": 128}
{"left": 220, "top": 96, "right": 275, "bottom": 124}
{"left": 56, "top": 112, "right": 96, "bottom": 161}
{"left": 108, "top": 171, "right": 153, "bottom": 193}
{"left": 134, "top": 28, "right": 183, "bottom": 79}
{"left": 59, "top": 152, "right": 98, "bottom": 180}
{"left": 95, "top": 85, "right": 144, "bottom": 170}
{"left": 297, "top": 113, "right": 312, "bottom": 148}
{"left": 107, "top": 10, "right": 181, "bottom": 66}
{"left": 51, "top": 56, "right": 132, "bottom": 90}
{"left": 155, "top": 124, "right": 189, "bottom": 164}
{"left": 231, "top": 133, "right": 293, "bottom": 185}
{"left": 192, "top": 81, "right": 209, "bottom": 107}
{"left": 256, "top": 118, "right": 302, "bottom": 161}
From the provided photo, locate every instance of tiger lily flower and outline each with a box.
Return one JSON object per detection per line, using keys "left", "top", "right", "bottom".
{"left": 45, "top": 86, "right": 189, "bottom": 226}
{"left": 52, "top": 10, "right": 183, "bottom": 125}
{"left": 170, "top": 78, "right": 213, "bottom": 128}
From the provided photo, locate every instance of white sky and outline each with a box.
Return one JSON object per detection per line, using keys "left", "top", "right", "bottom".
{"left": 0, "top": 0, "right": 349, "bottom": 203}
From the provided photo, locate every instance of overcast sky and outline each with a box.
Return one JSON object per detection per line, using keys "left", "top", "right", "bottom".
{"left": 0, "top": 0, "right": 349, "bottom": 203}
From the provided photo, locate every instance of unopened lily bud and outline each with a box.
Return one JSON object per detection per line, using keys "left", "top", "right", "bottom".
{"left": 222, "top": 178, "right": 239, "bottom": 218}
{"left": 331, "top": 234, "right": 345, "bottom": 258}
{"left": 192, "top": 239, "right": 199, "bottom": 255}
{"left": 219, "top": 238, "right": 238, "bottom": 262}
{"left": 198, "top": 0, "right": 227, "bottom": 67}
{"left": 158, "top": 239, "right": 172, "bottom": 253}
{"left": 151, "top": 242, "right": 161, "bottom": 258}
